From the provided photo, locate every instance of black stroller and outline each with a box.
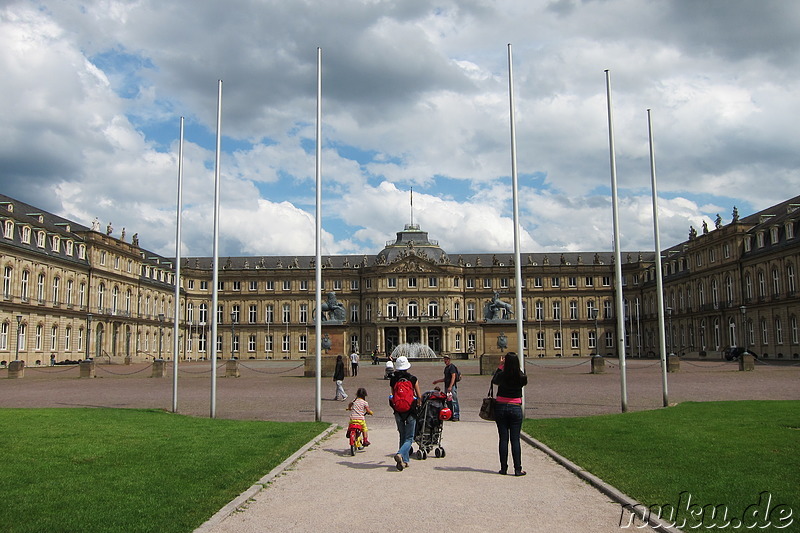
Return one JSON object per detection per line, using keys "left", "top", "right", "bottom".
{"left": 412, "top": 390, "right": 450, "bottom": 459}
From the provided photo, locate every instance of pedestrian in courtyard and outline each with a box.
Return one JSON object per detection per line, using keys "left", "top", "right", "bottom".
{"left": 389, "top": 356, "right": 421, "bottom": 471}
{"left": 350, "top": 349, "right": 359, "bottom": 376}
{"left": 333, "top": 355, "right": 348, "bottom": 401}
{"left": 491, "top": 352, "right": 528, "bottom": 476}
{"left": 432, "top": 355, "right": 460, "bottom": 421}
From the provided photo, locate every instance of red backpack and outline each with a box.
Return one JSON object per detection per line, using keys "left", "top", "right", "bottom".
{"left": 391, "top": 378, "right": 415, "bottom": 413}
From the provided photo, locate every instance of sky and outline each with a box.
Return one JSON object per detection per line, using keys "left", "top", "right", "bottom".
{"left": 1, "top": 0, "right": 798, "bottom": 259}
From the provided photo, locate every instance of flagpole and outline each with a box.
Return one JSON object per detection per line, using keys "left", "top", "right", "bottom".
{"left": 314, "top": 48, "right": 323, "bottom": 422}
{"left": 508, "top": 44, "right": 525, "bottom": 404}
{"left": 172, "top": 116, "right": 184, "bottom": 413}
{"left": 605, "top": 69, "right": 628, "bottom": 413}
{"left": 648, "top": 108, "right": 669, "bottom": 408}
{"left": 210, "top": 80, "right": 223, "bottom": 418}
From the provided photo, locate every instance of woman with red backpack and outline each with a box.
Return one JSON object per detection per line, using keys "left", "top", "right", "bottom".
{"left": 388, "top": 356, "right": 422, "bottom": 471}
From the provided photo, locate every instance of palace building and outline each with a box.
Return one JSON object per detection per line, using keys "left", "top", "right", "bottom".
{"left": 1, "top": 192, "right": 798, "bottom": 366}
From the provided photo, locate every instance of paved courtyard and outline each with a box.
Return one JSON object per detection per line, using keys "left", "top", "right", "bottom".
{"left": 2, "top": 356, "right": 798, "bottom": 422}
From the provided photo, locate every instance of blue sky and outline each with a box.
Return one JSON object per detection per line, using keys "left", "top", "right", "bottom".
{"left": 1, "top": 0, "right": 798, "bottom": 258}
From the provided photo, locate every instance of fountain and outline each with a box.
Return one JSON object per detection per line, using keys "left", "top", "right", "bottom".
{"left": 390, "top": 343, "right": 438, "bottom": 360}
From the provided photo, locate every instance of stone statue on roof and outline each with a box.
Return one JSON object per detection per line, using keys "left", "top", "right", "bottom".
{"left": 715, "top": 214, "right": 722, "bottom": 229}
{"left": 732, "top": 206, "right": 739, "bottom": 223}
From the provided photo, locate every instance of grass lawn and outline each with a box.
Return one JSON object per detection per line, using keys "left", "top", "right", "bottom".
{"left": 0, "top": 408, "right": 329, "bottom": 533}
{"left": 524, "top": 401, "right": 799, "bottom": 531}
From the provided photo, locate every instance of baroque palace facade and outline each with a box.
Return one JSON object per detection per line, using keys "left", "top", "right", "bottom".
{"left": 1, "top": 192, "right": 798, "bottom": 366}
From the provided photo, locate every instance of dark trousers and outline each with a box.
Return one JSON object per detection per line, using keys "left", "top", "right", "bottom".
{"left": 494, "top": 402, "right": 523, "bottom": 472}
{"left": 351, "top": 363, "right": 358, "bottom": 376}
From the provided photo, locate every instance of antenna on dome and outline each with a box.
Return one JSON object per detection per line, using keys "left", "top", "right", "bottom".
{"left": 410, "top": 187, "right": 414, "bottom": 227}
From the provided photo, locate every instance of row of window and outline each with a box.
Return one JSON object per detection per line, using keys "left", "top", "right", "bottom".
{"left": 655, "top": 263, "right": 797, "bottom": 316}
{"left": 193, "top": 275, "right": 615, "bottom": 293}
{"left": 185, "top": 298, "right": 614, "bottom": 326}
{"left": 2, "top": 219, "right": 87, "bottom": 259}
{"left": 655, "top": 315, "right": 800, "bottom": 350}
{"left": 2, "top": 267, "right": 171, "bottom": 318}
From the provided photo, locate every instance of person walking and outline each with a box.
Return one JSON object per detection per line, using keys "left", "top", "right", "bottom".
{"left": 388, "top": 356, "right": 421, "bottom": 471}
{"left": 333, "top": 355, "right": 348, "bottom": 401}
{"left": 349, "top": 350, "right": 359, "bottom": 377}
{"left": 432, "top": 355, "right": 460, "bottom": 421}
{"left": 491, "top": 352, "right": 528, "bottom": 476}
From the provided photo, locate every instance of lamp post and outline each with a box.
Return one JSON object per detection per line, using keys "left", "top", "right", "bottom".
{"left": 230, "top": 310, "right": 237, "bottom": 359}
{"left": 740, "top": 305, "right": 747, "bottom": 351}
{"left": 666, "top": 307, "right": 673, "bottom": 355}
{"left": 157, "top": 313, "right": 165, "bottom": 360}
{"left": 15, "top": 315, "right": 22, "bottom": 361}
{"left": 86, "top": 313, "right": 92, "bottom": 360}
{"left": 592, "top": 308, "right": 599, "bottom": 356}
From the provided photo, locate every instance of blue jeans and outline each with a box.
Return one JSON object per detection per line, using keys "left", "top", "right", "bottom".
{"left": 394, "top": 411, "right": 417, "bottom": 463}
{"left": 494, "top": 402, "right": 523, "bottom": 472}
{"left": 447, "top": 385, "right": 460, "bottom": 420}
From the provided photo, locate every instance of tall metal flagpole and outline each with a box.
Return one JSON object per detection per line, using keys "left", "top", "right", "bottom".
{"left": 508, "top": 44, "right": 525, "bottom": 404}
{"left": 210, "top": 80, "right": 223, "bottom": 418}
{"left": 172, "top": 116, "right": 185, "bottom": 413}
{"left": 648, "top": 109, "right": 669, "bottom": 408}
{"left": 605, "top": 70, "right": 628, "bottom": 413}
{"left": 314, "top": 48, "right": 323, "bottom": 422}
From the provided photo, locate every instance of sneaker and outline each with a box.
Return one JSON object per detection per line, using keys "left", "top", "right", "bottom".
{"left": 394, "top": 454, "right": 404, "bottom": 471}
{"left": 514, "top": 470, "right": 527, "bottom": 477}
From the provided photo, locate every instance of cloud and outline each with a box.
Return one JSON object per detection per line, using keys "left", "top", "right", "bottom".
{"left": 0, "top": 0, "right": 797, "bottom": 261}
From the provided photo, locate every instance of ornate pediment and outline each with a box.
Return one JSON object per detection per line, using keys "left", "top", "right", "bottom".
{"left": 389, "top": 256, "right": 437, "bottom": 273}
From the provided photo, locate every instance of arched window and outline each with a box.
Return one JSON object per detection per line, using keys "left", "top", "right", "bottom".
{"left": 407, "top": 300, "right": 418, "bottom": 318}
{"left": 427, "top": 300, "right": 438, "bottom": 317}
{"left": 386, "top": 301, "right": 398, "bottom": 318}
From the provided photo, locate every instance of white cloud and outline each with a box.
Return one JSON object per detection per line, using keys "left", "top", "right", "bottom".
{"left": 1, "top": 0, "right": 798, "bottom": 260}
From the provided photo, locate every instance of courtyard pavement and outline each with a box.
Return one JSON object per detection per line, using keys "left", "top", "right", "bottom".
{"left": 3, "top": 356, "right": 798, "bottom": 532}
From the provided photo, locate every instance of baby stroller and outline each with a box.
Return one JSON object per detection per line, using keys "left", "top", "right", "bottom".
{"left": 412, "top": 390, "right": 451, "bottom": 460}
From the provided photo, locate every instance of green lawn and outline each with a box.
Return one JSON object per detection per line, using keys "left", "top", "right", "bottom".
{"left": 524, "top": 401, "right": 799, "bottom": 531}
{"left": 0, "top": 409, "right": 329, "bottom": 533}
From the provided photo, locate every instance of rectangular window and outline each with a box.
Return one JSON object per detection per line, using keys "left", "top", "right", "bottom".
{"left": 299, "top": 335, "right": 308, "bottom": 352}
{"left": 483, "top": 278, "right": 492, "bottom": 289}
{"left": 248, "top": 335, "right": 256, "bottom": 352}
{"left": 551, "top": 277, "right": 560, "bottom": 288}
{"left": 350, "top": 279, "right": 359, "bottom": 290}
{"left": 266, "top": 281, "right": 275, "bottom": 291}
{"left": 466, "top": 278, "right": 475, "bottom": 289}
{"left": 571, "top": 331, "right": 579, "bottom": 349}
{"left": 388, "top": 277, "right": 397, "bottom": 289}
{"left": 568, "top": 277, "right": 577, "bottom": 287}
{"left": 282, "top": 304, "right": 291, "bottom": 323}
{"left": 282, "top": 334, "right": 290, "bottom": 353}
{"left": 408, "top": 277, "right": 417, "bottom": 288}
{"left": 249, "top": 280, "right": 258, "bottom": 291}
{"left": 500, "top": 278, "right": 509, "bottom": 289}
{"left": 333, "top": 280, "right": 342, "bottom": 291}
{"left": 552, "top": 301, "right": 561, "bottom": 320}
{"left": 467, "top": 302, "right": 476, "bottom": 322}
{"left": 534, "top": 277, "right": 542, "bottom": 288}
{"left": 554, "top": 332, "right": 562, "bottom": 350}
{"left": 605, "top": 331, "right": 614, "bottom": 348}
{"left": 602, "top": 276, "right": 611, "bottom": 287}
{"left": 233, "top": 281, "right": 241, "bottom": 291}
{"left": 200, "top": 280, "right": 208, "bottom": 290}
{"left": 536, "top": 331, "right": 545, "bottom": 350}
{"left": 283, "top": 280, "right": 291, "bottom": 291}
{"left": 428, "top": 277, "right": 438, "bottom": 288}
{"left": 300, "top": 279, "right": 309, "bottom": 291}
{"left": 218, "top": 281, "right": 224, "bottom": 291}
{"left": 265, "top": 335, "right": 273, "bottom": 353}
{"left": 249, "top": 305, "right": 257, "bottom": 324}
{"left": 265, "top": 305, "right": 274, "bottom": 323}
{"left": 585, "top": 276, "right": 593, "bottom": 287}
{"left": 300, "top": 304, "right": 308, "bottom": 323}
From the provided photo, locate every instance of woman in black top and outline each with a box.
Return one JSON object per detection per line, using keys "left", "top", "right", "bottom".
{"left": 491, "top": 352, "right": 528, "bottom": 476}
{"left": 333, "top": 355, "right": 348, "bottom": 401}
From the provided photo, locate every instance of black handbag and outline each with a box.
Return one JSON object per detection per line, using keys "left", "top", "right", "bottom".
{"left": 479, "top": 383, "right": 496, "bottom": 421}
